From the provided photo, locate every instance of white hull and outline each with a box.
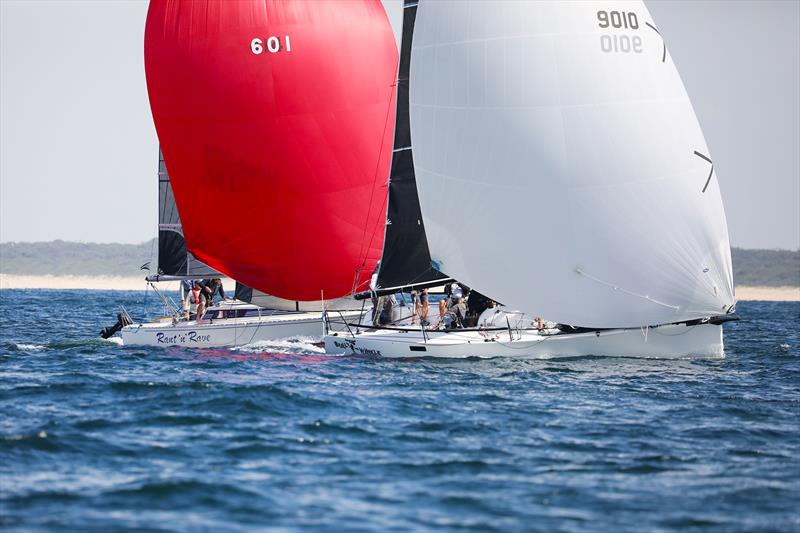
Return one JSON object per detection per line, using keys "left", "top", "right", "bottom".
{"left": 324, "top": 322, "right": 724, "bottom": 359}
{"left": 121, "top": 310, "right": 363, "bottom": 348}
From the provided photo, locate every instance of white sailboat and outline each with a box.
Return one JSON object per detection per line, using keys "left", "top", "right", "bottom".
{"left": 325, "top": 0, "right": 738, "bottom": 359}
{"left": 106, "top": 151, "right": 369, "bottom": 348}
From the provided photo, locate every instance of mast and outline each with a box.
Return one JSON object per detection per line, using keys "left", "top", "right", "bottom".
{"left": 372, "top": 0, "right": 448, "bottom": 292}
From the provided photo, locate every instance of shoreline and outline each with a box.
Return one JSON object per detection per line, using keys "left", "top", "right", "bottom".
{"left": 0, "top": 275, "right": 236, "bottom": 293}
{"left": 1, "top": 275, "right": 797, "bottom": 302}
{"left": 733, "top": 285, "right": 799, "bottom": 302}
{"left": 1, "top": 274, "right": 147, "bottom": 291}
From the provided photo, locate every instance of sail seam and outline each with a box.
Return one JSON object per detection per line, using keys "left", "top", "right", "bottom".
{"left": 410, "top": 96, "right": 690, "bottom": 112}
{"left": 575, "top": 268, "right": 680, "bottom": 311}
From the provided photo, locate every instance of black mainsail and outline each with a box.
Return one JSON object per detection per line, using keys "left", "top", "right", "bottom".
{"left": 368, "top": 0, "right": 448, "bottom": 296}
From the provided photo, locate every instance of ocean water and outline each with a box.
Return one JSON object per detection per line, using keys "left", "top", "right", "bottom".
{"left": 1, "top": 289, "right": 798, "bottom": 532}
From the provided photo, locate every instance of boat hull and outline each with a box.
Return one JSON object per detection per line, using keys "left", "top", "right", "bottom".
{"left": 324, "top": 323, "right": 724, "bottom": 359}
{"left": 121, "top": 311, "right": 360, "bottom": 348}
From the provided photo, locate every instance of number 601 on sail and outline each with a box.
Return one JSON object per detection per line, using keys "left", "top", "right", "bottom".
{"left": 251, "top": 36, "right": 291, "bottom": 54}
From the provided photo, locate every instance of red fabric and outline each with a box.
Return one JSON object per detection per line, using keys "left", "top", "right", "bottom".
{"left": 145, "top": 0, "right": 396, "bottom": 300}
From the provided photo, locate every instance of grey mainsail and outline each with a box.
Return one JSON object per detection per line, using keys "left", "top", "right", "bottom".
{"left": 147, "top": 149, "right": 221, "bottom": 281}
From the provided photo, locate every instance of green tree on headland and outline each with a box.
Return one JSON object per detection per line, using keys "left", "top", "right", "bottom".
{"left": 0, "top": 241, "right": 798, "bottom": 287}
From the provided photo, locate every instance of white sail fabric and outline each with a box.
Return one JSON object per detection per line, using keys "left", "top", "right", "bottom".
{"left": 242, "top": 288, "right": 368, "bottom": 312}
{"left": 409, "top": 0, "right": 734, "bottom": 328}
{"left": 380, "top": 0, "right": 404, "bottom": 53}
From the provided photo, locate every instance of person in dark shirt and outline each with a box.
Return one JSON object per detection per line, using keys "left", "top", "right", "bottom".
{"left": 200, "top": 278, "right": 226, "bottom": 306}
{"left": 466, "top": 290, "right": 495, "bottom": 327}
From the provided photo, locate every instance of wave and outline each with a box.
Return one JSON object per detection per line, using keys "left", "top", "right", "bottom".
{"left": 48, "top": 338, "right": 123, "bottom": 349}
{"left": 232, "top": 336, "right": 326, "bottom": 355}
{"left": 5, "top": 337, "right": 123, "bottom": 353}
{"left": 10, "top": 343, "right": 46, "bottom": 352}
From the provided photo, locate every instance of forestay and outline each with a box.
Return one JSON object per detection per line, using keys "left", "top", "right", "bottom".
{"left": 409, "top": 0, "right": 734, "bottom": 328}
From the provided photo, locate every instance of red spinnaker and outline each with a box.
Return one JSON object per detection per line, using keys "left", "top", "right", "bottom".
{"left": 144, "top": 0, "right": 396, "bottom": 301}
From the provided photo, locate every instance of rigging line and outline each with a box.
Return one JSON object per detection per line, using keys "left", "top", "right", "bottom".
{"left": 140, "top": 280, "right": 153, "bottom": 323}
{"left": 359, "top": 185, "right": 392, "bottom": 282}
{"left": 148, "top": 229, "right": 157, "bottom": 274}
{"left": 489, "top": 333, "right": 548, "bottom": 349}
{"left": 245, "top": 312, "right": 267, "bottom": 346}
{"left": 361, "top": 178, "right": 392, "bottom": 274}
{"left": 693, "top": 150, "right": 714, "bottom": 193}
{"left": 352, "top": 274, "right": 372, "bottom": 293}
{"left": 350, "top": 198, "right": 390, "bottom": 294}
{"left": 652, "top": 323, "right": 700, "bottom": 337}
{"left": 574, "top": 267, "right": 680, "bottom": 311}
{"left": 356, "top": 80, "right": 398, "bottom": 270}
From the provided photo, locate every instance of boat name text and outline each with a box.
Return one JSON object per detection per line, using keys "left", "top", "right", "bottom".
{"left": 156, "top": 331, "right": 212, "bottom": 344}
{"left": 333, "top": 339, "right": 381, "bottom": 357}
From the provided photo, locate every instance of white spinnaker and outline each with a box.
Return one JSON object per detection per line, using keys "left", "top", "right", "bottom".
{"left": 409, "top": 0, "right": 734, "bottom": 328}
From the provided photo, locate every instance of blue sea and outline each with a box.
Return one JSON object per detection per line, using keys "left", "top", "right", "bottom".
{"left": 1, "top": 289, "right": 798, "bottom": 532}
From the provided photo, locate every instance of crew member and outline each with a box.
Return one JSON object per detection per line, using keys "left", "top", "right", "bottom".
{"left": 193, "top": 280, "right": 206, "bottom": 320}
{"left": 411, "top": 288, "right": 430, "bottom": 326}
{"left": 466, "top": 290, "right": 495, "bottom": 327}
{"left": 201, "top": 278, "right": 226, "bottom": 306}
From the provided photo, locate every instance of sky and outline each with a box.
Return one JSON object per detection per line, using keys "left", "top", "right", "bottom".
{"left": 1, "top": 0, "right": 798, "bottom": 250}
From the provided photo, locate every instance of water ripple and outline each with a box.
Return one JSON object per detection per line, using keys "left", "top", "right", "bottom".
{"left": 1, "top": 291, "right": 798, "bottom": 531}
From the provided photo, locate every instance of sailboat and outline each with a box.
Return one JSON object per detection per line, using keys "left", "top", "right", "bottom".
{"left": 108, "top": 0, "right": 403, "bottom": 347}
{"left": 325, "top": 0, "right": 738, "bottom": 359}
{"left": 113, "top": 151, "right": 370, "bottom": 347}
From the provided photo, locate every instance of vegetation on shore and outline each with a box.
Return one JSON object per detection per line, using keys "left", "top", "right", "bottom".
{"left": 1, "top": 240, "right": 798, "bottom": 287}
{"left": 730, "top": 248, "right": 799, "bottom": 287}
{"left": 0, "top": 240, "right": 156, "bottom": 277}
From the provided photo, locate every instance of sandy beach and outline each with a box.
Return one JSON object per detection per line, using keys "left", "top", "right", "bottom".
{"left": 734, "top": 285, "right": 800, "bottom": 302}
{"left": 0, "top": 275, "right": 236, "bottom": 294}
{"left": 0, "top": 274, "right": 146, "bottom": 291}
{"left": 0, "top": 274, "right": 797, "bottom": 302}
